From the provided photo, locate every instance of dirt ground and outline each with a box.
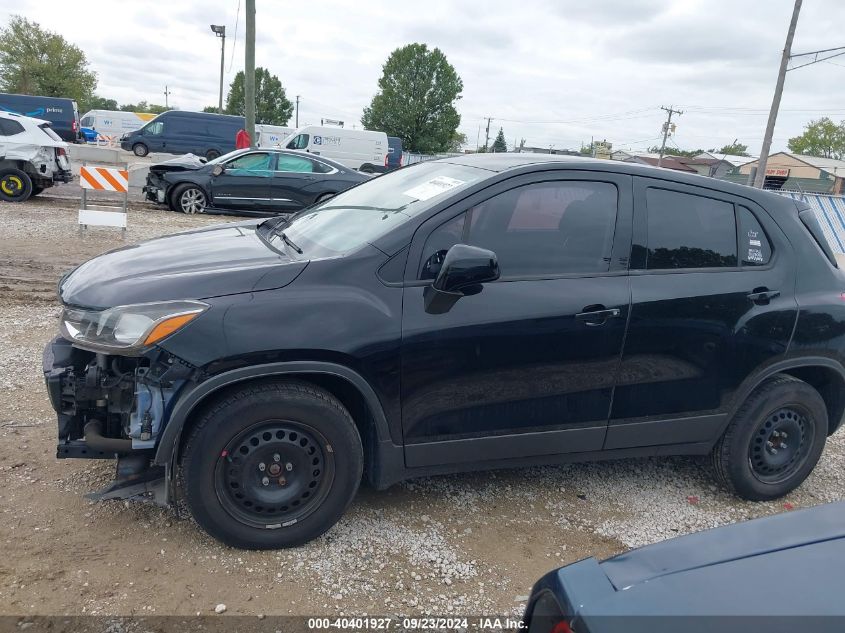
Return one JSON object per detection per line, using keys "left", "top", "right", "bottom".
{"left": 2, "top": 194, "right": 845, "bottom": 619}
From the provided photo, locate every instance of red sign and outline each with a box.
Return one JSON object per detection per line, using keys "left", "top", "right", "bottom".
{"left": 765, "top": 168, "right": 790, "bottom": 177}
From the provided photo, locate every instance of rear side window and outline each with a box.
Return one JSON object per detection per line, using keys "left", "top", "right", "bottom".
{"left": 738, "top": 206, "right": 772, "bottom": 266}
{"left": 646, "top": 188, "right": 737, "bottom": 269}
{"left": 0, "top": 118, "right": 25, "bottom": 136}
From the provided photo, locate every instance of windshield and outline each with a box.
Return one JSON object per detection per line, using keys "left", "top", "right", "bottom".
{"left": 262, "top": 161, "right": 488, "bottom": 258}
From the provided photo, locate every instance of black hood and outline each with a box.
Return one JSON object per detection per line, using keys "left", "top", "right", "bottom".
{"left": 149, "top": 153, "right": 209, "bottom": 174}
{"left": 60, "top": 221, "right": 307, "bottom": 309}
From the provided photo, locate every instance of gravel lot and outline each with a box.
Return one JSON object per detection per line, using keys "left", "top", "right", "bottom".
{"left": 2, "top": 193, "right": 845, "bottom": 618}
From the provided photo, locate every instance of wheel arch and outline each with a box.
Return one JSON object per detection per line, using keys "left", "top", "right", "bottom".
{"left": 154, "top": 361, "right": 403, "bottom": 488}
{"left": 731, "top": 357, "right": 845, "bottom": 436}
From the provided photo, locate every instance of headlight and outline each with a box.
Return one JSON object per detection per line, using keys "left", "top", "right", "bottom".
{"left": 60, "top": 300, "right": 208, "bottom": 354}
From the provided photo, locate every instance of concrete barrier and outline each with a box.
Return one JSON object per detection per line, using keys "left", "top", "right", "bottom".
{"left": 67, "top": 144, "right": 122, "bottom": 164}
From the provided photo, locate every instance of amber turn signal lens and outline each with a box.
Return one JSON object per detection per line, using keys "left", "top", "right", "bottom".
{"left": 143, "top": 313, "right": 200, "bottom": 345}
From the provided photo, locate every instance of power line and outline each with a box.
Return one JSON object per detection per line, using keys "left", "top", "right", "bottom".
{"left": 227, "top": 0, "right": 241, "bottom": 73}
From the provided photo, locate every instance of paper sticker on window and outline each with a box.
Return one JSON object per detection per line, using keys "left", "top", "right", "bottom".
{"left": 749, "top": 239, "right": 762, "bottom": 247}
{"left": 403, "top": 176, "right": 465, "bottom": 201}
{"left": 747, "top": 248, "right": 764, "bottom": 263}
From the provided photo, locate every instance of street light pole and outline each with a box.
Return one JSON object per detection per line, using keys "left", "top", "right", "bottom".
{"left": 754, "top": 0, "right": 802, "bottom": 188}
{"left": 210, "top": 25, "right": 226, "bottom": 114}
{"left": 244, "top": 0, "right": 256, "bottom": 148}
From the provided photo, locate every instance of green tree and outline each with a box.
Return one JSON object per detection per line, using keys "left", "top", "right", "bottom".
{"left": 647, "top": 145, "right": 702, "bottom": 158}
{"left": 788, "top": 118, "right": 845, "bottom": 159}
{"left": 202, "top": 105, "right": 221, "bottom": 113}
{"left": 714, "top": 142, "right": 750, "bottom": 156}
{"left": 225, "top": 67, "right": 293, "bottom": 125}
{"left": 119, "top": 101, "right": 170, "bottom": 114}
{"left": 449, "top": 132, "right": 467, "bottom": 153}
{"left": 0, "top": 16, "right": 97, "bottom": 104}
{"left": 491, "top": 127, "right": 508, "bottom": 152}
{"left": 81, "top": 95, "right": 118, "bottom": 112}
{"left": 361, "top": 43, "right": 463, "bottom": 153}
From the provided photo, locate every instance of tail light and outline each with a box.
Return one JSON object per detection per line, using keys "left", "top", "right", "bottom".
{"left": 56, "top": 147, "right": 67, "bottom": 156}
{"left": 399, "top": 153, "right": 403, "bottom": 167}
{"left": 384, "top": 153, "right": 389, "bottom": 168}
{"left": 72, "top": 120, "right": 78, "bottom": 132}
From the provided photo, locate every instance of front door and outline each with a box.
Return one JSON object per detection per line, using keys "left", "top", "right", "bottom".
{"left": 606, "top": 178, "right": 798, "bottom": 449}
{"left": 211, "top": 151, "right": 275, "bottom": 210}
{"left": 400, "top": 173, "right": 633, "bottom": 467}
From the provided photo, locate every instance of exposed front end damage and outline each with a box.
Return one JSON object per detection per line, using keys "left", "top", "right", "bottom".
{"left": 42, "top": 335, "right": 195, "bottom": 506}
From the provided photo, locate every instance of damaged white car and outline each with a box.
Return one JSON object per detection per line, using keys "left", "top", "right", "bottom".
{"left": 0, "top": 110, "right": 73, "bottom": 202}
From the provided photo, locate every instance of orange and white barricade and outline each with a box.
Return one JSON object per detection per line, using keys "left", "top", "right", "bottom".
{"left": 78, "top": 164, "right": 129, "bottom": 236}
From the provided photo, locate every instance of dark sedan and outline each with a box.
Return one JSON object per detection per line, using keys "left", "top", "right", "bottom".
{"left": 524, "top": 502, "right": 845, "bottom": 633}
{"left": 143, "top": 148, "right": 367, "bottom": 216}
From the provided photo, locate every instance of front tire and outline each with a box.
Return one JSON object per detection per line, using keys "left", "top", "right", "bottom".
{"left": 171, "top": 183, "right": 208, "bottom": 214}
{"left": 711, "top": 375, "right": 827, "bottom": 500}
{"left": 0, "top": 168, "right": 33, "bottom": 202}
{"left": 182, "top": 380, "right": 363, "bottom": 549}
{"left": 205, "top": 149, "right": 221, "bottom": 160}
{"left": 132, "top": 143, "right": 149, "bottom": 157}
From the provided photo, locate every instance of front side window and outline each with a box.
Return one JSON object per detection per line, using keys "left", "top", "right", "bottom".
{"left": 420, "top": 181, "right": 618, "bottom": 279}
{"left": 276, "top": 154, "right": 315, "bottom": 173}
{"left": 287, "top": 134, "right": 309, "bottom": 150}
{"left": 645, "top": 188, "right": 737, "bottom": 270}
{"left": 226, "top": 152, "right": 273, "bottom": 173}
{"left": 144, "top": 121, "right": 164, "bottom": 136}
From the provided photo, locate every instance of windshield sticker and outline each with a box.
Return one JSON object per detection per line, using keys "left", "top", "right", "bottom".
{"left": 403, "top": 176, "right": 466, "bottom": 201}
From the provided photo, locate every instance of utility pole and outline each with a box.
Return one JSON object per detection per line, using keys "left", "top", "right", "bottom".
{"left": 657, "top": 106, "right": 683, "bottom": 167}
{"left": 295, "top": 95, "right": 300, "bottom": 128}
{"left": 754, "top": 0, "right": 802, "bottom": 188}
{"left": 483, "top": 117, "right": 492, "bottom": 152}
{"left": 210, "top": 25, "right": 226, "bottom": 114}
{"left": 163, "top": 86, "right": 172, "bottom": 109}
{"left": 244, "top": 0, "right": 256, "bottom": 148}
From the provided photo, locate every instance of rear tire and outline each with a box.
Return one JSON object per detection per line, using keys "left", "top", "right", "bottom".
{"left": 711, "top": 374, "right": 827, "bottom": 500}
{"left": 205, "top": 149, "right": 221, "bottom": 160}
{"left": 0, "top": 168, "right": 33, "bottom": 202}
{"left": 170, "top": 183, "right": 208, "bottom": 214}
{"left": 132, "top": 143, "right": 149, "bottom": 157}
{"left": 359, "top": 164, "right": 375, "bottom": 174}
{"left": 182, "top": 380, "right": 363, "bottom": 549}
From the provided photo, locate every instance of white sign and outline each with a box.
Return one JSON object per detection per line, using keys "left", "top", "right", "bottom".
{"left": 78, "top": 208, "right": 127, "bottom": 228}
{"left": 403, "top": 176, "right": 466, "bottom": 201}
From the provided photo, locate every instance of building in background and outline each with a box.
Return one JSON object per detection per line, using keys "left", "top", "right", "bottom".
{"left": 724, "top": 152, "right": 845, "bottom": 193}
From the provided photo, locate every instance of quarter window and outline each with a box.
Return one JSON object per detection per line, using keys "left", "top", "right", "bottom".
{"left": 0, "top": 118, "right": 25, "bottom": 136}
{"left": 419, "top": 181, "right": 618, "bottom": 279}
{"left": 645, "top": 188, "right": 737, "bottom": 269}
{"left": 738, "top": 206, "right": 772, "bottom": 266}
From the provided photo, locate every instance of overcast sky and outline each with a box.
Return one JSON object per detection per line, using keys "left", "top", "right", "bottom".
{"left": 3, "top": 0, "right": 844, "bottom": 154}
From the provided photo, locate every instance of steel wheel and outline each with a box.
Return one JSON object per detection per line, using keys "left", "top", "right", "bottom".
{"left": 178, "top": 187, "right": 207, "bottom": 214}
{"left": 214, "top": 420, "right": 334, "bottom": 529}
{"left": 0, "top": 169, "right": 33, "bottom": 202}
{"left": 1, "top": 174, "right": 24, "bottom": 196}
{"left": 749, "top": 406, "right": 813, "bottom": 484}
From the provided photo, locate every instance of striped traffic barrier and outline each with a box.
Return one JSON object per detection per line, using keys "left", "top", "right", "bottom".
{"left": 79, "top": 165, "right": 129, "bottom": 193}
{"left": 78, "top": 163, "right": 129, "bottom": 237}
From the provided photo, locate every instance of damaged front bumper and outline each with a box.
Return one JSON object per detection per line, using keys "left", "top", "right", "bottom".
{"left": 42, "top": 336, "right": 193, "bottom": 503}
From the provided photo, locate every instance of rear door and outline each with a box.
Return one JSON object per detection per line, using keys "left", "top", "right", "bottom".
{"left": 607, "top": 178, "right": 798, "bottom": 449}
{"left": 400, "top": 171, "right": 633, "bottom": 467}
{"left": 210, "top": 151, "right": 274, "bottom": 210}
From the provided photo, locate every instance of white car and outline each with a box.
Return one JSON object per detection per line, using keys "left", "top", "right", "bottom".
{"left": 0, "top": 110, "right": 73, "bottom": 202}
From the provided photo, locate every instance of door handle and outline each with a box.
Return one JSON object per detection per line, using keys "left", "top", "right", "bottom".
{"left": 575, "top": 306, "right": 621, "bottom": 325}
{"left": 747, "top": 288, "right": 780, "bottom": 304}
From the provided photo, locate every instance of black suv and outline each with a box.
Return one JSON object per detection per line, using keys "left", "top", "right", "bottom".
{"left": 43, "top": 154, "right": 845, "bottom": 549}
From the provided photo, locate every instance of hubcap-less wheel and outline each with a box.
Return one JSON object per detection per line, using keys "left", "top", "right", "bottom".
{"left": 215, "top": 421, "right": 334, "bottom": 529}
{"left": 749, "top": 406, "right": 811, "bottom": 484}
{"left": 1, "top": 174, "right": 25, "bottom": 197}
{"left": 179, "top": 187, "right": 207, "bottom": 214}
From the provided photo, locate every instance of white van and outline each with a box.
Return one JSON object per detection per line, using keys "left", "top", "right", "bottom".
{"left": 255, "top": 124, "right": 293, "bottom": 148}
{"left": 79, "top": 110, "right": 157, "bottom": 141}
{"left": 282, "top": 126, "right": 388, "bottom": 172}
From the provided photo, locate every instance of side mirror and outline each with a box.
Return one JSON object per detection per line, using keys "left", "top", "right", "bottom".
{"left": 425, "top": 244, "right": 499, "bottom": 314}
{"left": 211, "top": 164, "right": 225, "bottom": 177}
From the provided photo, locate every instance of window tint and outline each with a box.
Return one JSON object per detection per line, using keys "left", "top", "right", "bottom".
{"left": 227, "top": 152, "right": 273, "bottom": 171}
{"left": 0, "top": 118, "right": 25, "bottom": 136}
{"left": 276, "top": 154, "right": 315, "bottom": 173}
{"left": 287, "top": 134, "right": 309, "bottom": 150}
{"left": 738, "top": 206, "right": 772, "bottom": 266}
{"left": 646, "top": 188, "right": 737, "bottom": 269}
{"left": 419, "top": 181, "right": 618, "bottom": 279}
{"left": 310, "top": 159, "right": 334, "bottom": 174}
